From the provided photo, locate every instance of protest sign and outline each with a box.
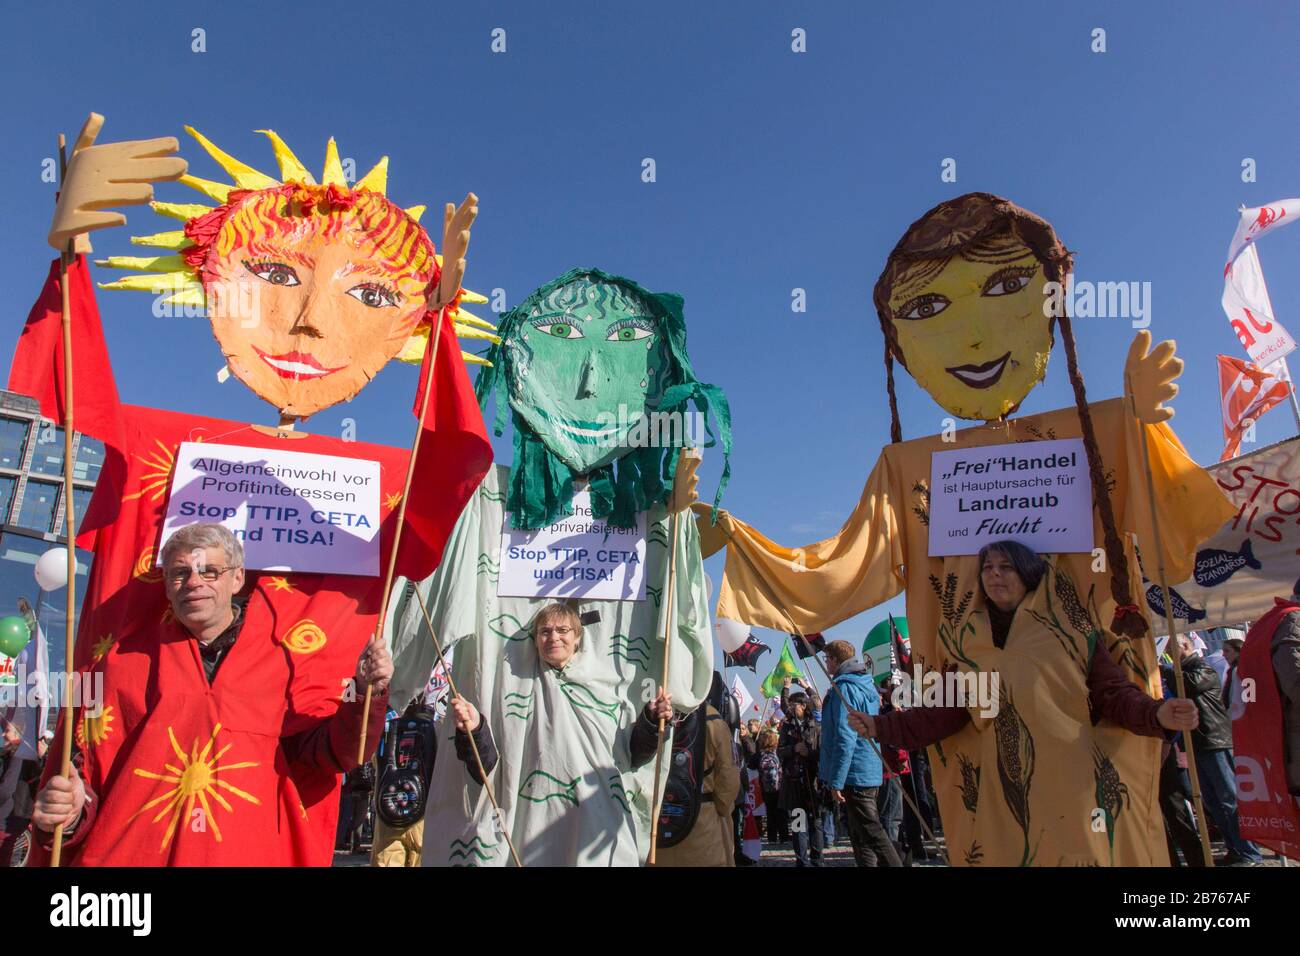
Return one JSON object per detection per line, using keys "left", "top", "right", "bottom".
{"left": 1150, "top": 436, "right": 1300, "bottom": 633}
{"left": 928, "top": 437, "right": 1093, "bottom": 556}
{"left": 498, "top": 485, "right": 646, "bottom": 600}
{"left": 161, "top": 442, "right": 382, "bottom": 576}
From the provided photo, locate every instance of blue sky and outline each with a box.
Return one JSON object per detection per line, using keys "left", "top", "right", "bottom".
{"left": 3, "top": 1, "right": 1299, "bottom": 705}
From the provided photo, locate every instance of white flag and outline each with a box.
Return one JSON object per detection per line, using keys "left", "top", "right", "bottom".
{"left": 729, "top": 673, "right": 754, "bottom": 716}
{"left": 1223, "top": 201, "right": 1300, "bottom": 368}
{"left": 1226, "top": 199, "right": 1300, "bottom": 263}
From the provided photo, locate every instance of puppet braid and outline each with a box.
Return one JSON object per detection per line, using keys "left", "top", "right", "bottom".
{"left": 885, "top": 347, "right": 903, "bottom": 444}
{"left": 1056, "top": 307, "right": 1147, "bottom": 638}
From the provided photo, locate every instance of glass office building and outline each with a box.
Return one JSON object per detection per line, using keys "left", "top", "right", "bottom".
{"left": 0, "top": 388, "right": 101, "bottom": 679}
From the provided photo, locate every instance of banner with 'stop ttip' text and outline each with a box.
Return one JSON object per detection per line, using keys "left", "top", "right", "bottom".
{"left": 160, "top": 442, "right": 382, "bottom": 576}
{"left": 1149, "top": 436, "right": 1300, "bottom": 634}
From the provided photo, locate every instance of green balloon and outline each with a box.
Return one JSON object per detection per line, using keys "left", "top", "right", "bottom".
{"left": 863, "top": 617, "right": 908, "bottom": 686}
{"left": 0, "top": 615, "right": 31, "bottom": 657}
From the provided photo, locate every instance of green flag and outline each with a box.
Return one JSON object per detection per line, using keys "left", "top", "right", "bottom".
{"left": 759, "top": 640, "right": 803, "bottom": 698}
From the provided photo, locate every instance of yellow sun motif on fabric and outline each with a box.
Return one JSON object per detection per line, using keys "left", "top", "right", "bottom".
{"left": 90, "top": 633, "right": 115, "bottom": 662}
{"left": 123, "top": 439, "right": 176, "bottom": 505}
{"left": 132, "top": 546, "right": 164, "bottom": 584}
{"left": 280, "top": 619, "right": 327, "bottom": 655}
{"left": 130, "top": 723, "right": 260, "bottom": 851}
{"left": 265, "top": 576, "right": 294, "bottom": 593}
{"left": 385, "top": 491, "right": 403, "bottom": 510}
{"left": 76, "top": 705, "right": 115, "bottom": 749}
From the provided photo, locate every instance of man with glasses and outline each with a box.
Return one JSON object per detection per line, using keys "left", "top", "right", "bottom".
{"left": 31, "top": 523, "right": 393, "bottom": 864}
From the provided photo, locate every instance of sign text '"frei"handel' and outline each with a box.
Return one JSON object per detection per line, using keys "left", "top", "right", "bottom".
{"left": 928, "top": 438, "right": 1094, "bottom": 557}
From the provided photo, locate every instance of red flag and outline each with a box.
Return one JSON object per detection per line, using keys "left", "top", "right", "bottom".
{"left": 8, "top": 256, "right": 123, "bottom": 448}
{"left": 395, "top": 309, "right": 492, "bottom": 580}
{"left": 1218, "top": 354, "right": 1290, "bottom": 461}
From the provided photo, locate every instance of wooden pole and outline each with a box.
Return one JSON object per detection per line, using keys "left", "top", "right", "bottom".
{"left": 646, "top": 507, "right": 682, "bottom": 865}
{"left": 409, "top": 586, "right": 523, "bottom": 867}
{"left": 49, "top": 133, "right": 79, "bottom": 868}
{"left": 1125, "top": 378, "right": 1217, "bottom": 867}
{"left": 356, "top": 309, "right": 447, "bottom": 765}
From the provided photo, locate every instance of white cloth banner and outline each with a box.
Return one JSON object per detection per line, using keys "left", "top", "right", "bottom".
{"left": 729, "top": 673, "right": 754, "bottom": 715}
{"left": 161, "top": 442, "right": 381, "bottom": 575}
{"left": 928, "top": 438, "right": 1093, "bottom": 556}
{"left": 1223, "top": 200, "right": 1300, "bottom": 368}
{"left": 1149, "top": 436, "right": 1300, "bottom": 634}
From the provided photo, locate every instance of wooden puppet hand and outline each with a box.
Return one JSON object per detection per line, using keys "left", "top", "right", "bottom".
{"left": 48, "top": 113, "right": 187, "bottom": 252}
{"left": 1124, "top": 330, "right": 1182, "bottom": 425}
{"left": 690, "top": 501, "right": 735, "bottom": 558}
{"left": 668, "top": 448, "right": 703, "bottom": 513}
{"left": 431, "top": 193, "right": 479, "bottom": 310}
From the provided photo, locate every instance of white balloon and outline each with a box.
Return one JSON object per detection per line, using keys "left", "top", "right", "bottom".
{"left": 715, "top": 617, "right": 750, "bottom": 653}
{"left": 35, "top": 548, "right": 69, "bottom": 591}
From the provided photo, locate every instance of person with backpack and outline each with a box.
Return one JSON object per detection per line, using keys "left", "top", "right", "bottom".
{"left": 371, "top": 697, "right": 440, "bottom": 867}
{"left": 632, "top": 673, "right": 740, "bottom": 866}
{"left": 754, "top": 730, "right": 786, "bottom": 845}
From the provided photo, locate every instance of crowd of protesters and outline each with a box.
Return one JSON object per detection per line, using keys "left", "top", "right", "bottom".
{"left": 5, "top": 548, "right": 1298, "bottom": 867}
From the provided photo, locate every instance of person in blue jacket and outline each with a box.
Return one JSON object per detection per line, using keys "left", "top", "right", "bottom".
{"left": 818, "top": 640, "right": 901, "bottom": 866}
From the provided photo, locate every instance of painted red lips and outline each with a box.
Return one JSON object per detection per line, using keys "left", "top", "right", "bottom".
{"left": 252, "top": 346, "right": 346, "bottom": 381}
{"left": 946, "top": 352, "right": 1011, "bottom": 389}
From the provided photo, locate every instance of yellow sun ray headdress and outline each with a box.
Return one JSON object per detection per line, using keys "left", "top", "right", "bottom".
{"left": 95, "top": 127, "right": 497, "bottom": 372}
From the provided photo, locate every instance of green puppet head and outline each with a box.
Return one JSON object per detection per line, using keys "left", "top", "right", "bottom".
{"left": 476, "top": 268, "right": 730, "bottom": 529}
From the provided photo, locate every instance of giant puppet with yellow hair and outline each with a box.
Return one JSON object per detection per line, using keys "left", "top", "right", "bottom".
{"left": 697, "top": 194, "right": 1235, "bottom": 866}
{"left": 16, "top": 115, "right": 492, "bottom": 866}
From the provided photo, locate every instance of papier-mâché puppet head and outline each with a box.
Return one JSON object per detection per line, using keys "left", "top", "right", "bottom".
{"left": 874, "top": 192, "right": 1072, "bottom": 425}
{"left": 476, "top": 268, "right": 731, "bottom": 530}
{"left": 97, "top": 128, "right": 496, "bottom": 420}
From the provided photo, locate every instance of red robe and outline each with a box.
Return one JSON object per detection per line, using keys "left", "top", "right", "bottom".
{"left": 13, "top": 259, "right": 490, "bottom": 865}
{"left": 30, "top": 404, "right": 413, "bottom": 866}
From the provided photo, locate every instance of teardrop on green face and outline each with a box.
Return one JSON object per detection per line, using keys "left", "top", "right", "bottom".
{"left": 508, "top": 277, "right": 670, "bottom": 473}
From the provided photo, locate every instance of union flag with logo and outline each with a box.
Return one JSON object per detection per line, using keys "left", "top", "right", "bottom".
{"left": 1217, "top": 354, "right": 1291, "bottom": 461}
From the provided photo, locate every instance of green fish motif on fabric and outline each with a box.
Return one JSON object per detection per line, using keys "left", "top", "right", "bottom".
{"left": 518, "top": 770, "right": 580, "bottom": 807}
{"left": 503, "top": 691, "right": 534, "bottom": 720}
{"left": 557, "top": 675, "right": 621, "bottom": 722}
{"left": 448, "top": 836, "right": 498, "bottom": 864}
{"left": 608, "top": 634, "right": 650, "bottom": 667}
{"left": 646, "top": 584, "right": 663, "bottom": 608}
{"left": 489, "top": 612, "right": 530, "bottom": 642}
